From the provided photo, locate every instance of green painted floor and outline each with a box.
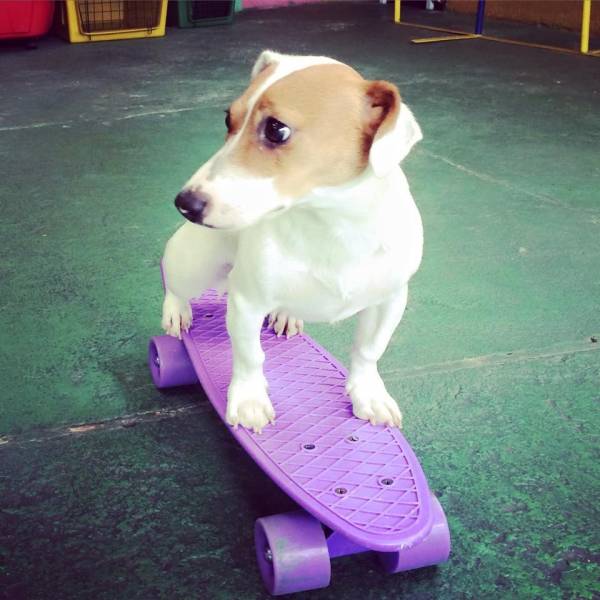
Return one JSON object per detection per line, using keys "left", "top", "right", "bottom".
{"left": 1, "top": 2, "right": 599, "bottom": 598}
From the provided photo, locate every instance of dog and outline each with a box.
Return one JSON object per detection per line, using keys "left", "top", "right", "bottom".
{"left": 161, "top": 50, "right": 423, "bottom": 434}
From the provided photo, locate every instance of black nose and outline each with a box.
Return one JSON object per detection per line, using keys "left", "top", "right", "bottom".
{"left": 174, "top": 189, "right": 209, "bottom": 224}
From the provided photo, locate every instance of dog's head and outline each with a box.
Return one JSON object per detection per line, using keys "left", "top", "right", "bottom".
{"left": 175, "top": 50, "right": 422, "bottom": 230}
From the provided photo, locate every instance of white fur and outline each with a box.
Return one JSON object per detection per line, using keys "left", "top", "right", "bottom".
{"left": 161, "top": 52, "right": 423, "bottom": 433}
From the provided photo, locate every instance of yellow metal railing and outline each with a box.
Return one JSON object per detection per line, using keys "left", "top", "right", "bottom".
{"left": 394, "top": 0, "right": 598, "bottom": 57}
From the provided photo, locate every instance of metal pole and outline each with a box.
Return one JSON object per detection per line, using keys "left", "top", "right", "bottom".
{"left": 475, "top": 0, "right": 486, "bottom": 35}
{"left": 581, "top": 0, "right": 591, "bottom": 54}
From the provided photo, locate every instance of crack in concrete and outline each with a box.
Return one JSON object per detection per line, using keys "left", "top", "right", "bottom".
{"left": 1, "top": 337, "right": 597, "bottom": 447}
{"left": 0, "top": 403, "right": 206, "bottom": 449}
{"left": 380, "top": 336, "right": 599, "bottom": 378}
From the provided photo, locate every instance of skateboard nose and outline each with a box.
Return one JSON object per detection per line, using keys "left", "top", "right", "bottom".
{"left": 174, "top": 189, "right": 210, "bottom": 224}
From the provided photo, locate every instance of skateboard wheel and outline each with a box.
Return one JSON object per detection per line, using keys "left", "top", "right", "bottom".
{"left": 378, "top": 492, "right": 451, "bottom": 573}
{"left": 254, "top": 510, "right": 331, "bottom": 595}
{"left": 148, "top": 335, "right": 198, "bottom": 389}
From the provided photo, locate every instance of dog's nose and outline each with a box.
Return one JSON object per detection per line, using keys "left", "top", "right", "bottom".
{"left": 174, "top": 189, "right": 210, "bottom": 224}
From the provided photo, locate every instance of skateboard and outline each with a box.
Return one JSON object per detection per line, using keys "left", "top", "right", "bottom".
{"left": 148, "top": 290, "right": 450, "bottom": 595}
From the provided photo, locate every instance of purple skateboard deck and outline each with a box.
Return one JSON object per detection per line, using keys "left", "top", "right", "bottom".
{"left": 149, "top": 290, "right": 450, "bottom": 594}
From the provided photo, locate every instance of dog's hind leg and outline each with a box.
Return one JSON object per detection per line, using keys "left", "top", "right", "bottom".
{"left": 161, "top": 222, "right": 236, "bottom": 338}
{"left": 346, "top": 286, "right": 408, "bottom": 428}
{"left": 267, "top": 311, "right": 304, "bottom": 338}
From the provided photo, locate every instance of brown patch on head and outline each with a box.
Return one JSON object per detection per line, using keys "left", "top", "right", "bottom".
{"left": 226, "top": 64, "right": 402, "bottom": 199}
{"left": 227, "top": 64, "right": 277, "bottom": 136}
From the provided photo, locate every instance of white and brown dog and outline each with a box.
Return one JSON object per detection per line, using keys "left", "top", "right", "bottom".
{"left": 161, "top": 50, "right": 423, "bottom": 433}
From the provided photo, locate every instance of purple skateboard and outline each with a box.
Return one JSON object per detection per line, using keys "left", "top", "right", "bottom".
{"left": 149, "top": 291, "right": 450, "bottom": 595}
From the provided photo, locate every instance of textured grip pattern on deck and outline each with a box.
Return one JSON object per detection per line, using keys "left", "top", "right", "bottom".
{"left": 187, "top": 292, "right": 422, "bottom": 537}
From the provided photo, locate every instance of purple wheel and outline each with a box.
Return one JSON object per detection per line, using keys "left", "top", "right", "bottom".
{"left": 254, "top": 510, "right": 331, "bottom": 595}
{"left": 148, "top": 335, "right": 198, "bottom": 389}
{"left": 379, "top": 492, "right": 451, "bottom": 573}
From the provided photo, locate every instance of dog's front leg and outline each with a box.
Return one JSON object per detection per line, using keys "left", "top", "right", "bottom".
{"left": 161, "top": 223, "right": 235, "bottom": 339}
{"left": 346, "top": 287, "right": 408, "bottom": 428}
{"left": 226, "top": 292, "right": 275, "bottom": 434}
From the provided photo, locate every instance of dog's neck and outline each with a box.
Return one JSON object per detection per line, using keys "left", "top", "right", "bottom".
{"left": 264, "top": 168, "right": 396, "bottom": 267}
{"left": 303, "top": 166, "right": 384, "bottom": 210}
{"left": 237, "top": 167, "right": 407, "bottom": 301}
{"left": 298, "top": 167, "right": 392, "bottom": 244}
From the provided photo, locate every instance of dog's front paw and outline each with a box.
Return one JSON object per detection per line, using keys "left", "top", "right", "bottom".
{"left": 161, "top": 291, "right": 193, "bottom": 339}
{"left": 268, "top": 311, "right": 304, "bottom": 338}
{"left": 226, "top": 377, "right": 275, "bottom": 434}
{"left": 346, "top": 374, "right": 403, "bottom": 428}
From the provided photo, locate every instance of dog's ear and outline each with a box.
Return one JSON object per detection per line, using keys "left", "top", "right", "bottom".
{"left": 251, "top": 50, "right": 282, "bottom": 80}
{"left": 364, "top": 80, "right": 422, "bottom": 177}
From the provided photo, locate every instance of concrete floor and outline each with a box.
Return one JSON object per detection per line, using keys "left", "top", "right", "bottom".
{"left": 1, "top": 2, "right": 599, "bottom": 599}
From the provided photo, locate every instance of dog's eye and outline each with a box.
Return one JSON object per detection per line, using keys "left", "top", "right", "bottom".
{"left": 225, "top": 109, "right": 233, "bottom": 132}
{"left": 264, "top": 117, "right": 291, "bottom": 145}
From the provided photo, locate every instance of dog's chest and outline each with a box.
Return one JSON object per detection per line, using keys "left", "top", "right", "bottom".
{"left": 236, "top": 222, "right": 412, "bottom": 323}
{"left": 231, "top": 181, "right": 423, "bottom": 322}
{"left": 279, "top": 252, "right": 400, "bottom": 322}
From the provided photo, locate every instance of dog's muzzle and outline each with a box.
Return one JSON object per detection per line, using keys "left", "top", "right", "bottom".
{"left": 174, "top": 189, "right": 210, "bottom": 225}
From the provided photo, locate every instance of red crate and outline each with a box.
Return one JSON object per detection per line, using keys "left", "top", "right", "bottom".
{"left": 0, "top": 0, "right": 54, "bottom": 40}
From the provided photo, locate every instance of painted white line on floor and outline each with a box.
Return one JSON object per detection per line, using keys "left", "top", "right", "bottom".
{"left": 0, "top": 121, "right": 70, "bottom": 132}
{"left": 0, "top": 106, "right": 205, "bottom": 132}
{"left": 114, "top": 106, "right": 200, "bottom": 121}
{"left": 420, "top": 148, "right": 599, "bottom": 214}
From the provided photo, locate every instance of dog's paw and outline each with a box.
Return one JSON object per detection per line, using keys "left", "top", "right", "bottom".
{"left": 226, "top": 377, "right": 275, "bottom": 434}
{"left": 346, "top": 374, "right": 403, "bottom": 428}
{"left": 161, "top": 292, "right": 193, "bottom": 339}
{"left": 267, "top": 311, "right": 304, "bottom": 338}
